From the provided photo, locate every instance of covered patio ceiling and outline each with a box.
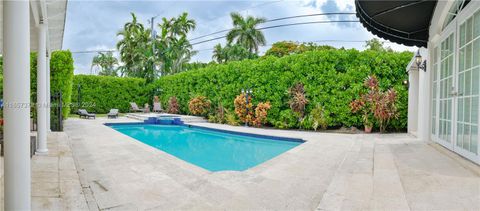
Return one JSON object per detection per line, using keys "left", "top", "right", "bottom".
{"left": 355, "top": 0, "right": 437, "bottom": 47}
{"left": 0, "top": 0, "right": 67, "bottom": 53}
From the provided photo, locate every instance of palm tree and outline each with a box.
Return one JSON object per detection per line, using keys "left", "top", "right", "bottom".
{"left": 172, "top": 12, "right": 196, "bottom": 36}
{"left": 170, "top": 36, "right": 197, "bottom": 74}
{"left": 157, "top": 13, "right": 196, "bottom": 75}
{"left": 226, "top": 12, "right": 267, "bottom": 53}
{"left": 212, "top": 43, "right": 257, "bottom": 63}
{"left": 116, "top": 13, "right": 148, "bottom": 78}
{"left": 116, "top": 12, "right": 197, "bottom": 78}
{"left": 91, "top": 52, "right": 119, "bottom": 76}
{"left": 212, "top": 44, "right": 226, "bottom": 63}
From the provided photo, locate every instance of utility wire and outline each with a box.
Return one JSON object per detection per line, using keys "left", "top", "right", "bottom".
{"left": 71, "top": 50, "right": 116, "bottom": 54}
{"left": 190, "top": 20, "right": 360, "bottom": 46}
{"left": 189, "top": 12, "right": 356, "bottom": 41}
{"left": 194, "top": 39, "right": 391, "bottom": 52}
{"left": 72, "top": 14, "right": 358, "bottom": 54}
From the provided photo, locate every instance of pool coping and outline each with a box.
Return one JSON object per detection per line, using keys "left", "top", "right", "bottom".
{"left": 104, "top": 122, "right": 306, "bottom": 143}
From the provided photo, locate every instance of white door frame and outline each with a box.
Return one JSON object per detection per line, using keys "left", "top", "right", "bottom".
{"left": 432, "top": 1, "right": 480, "bottom": 164}
{"left": 452, "top": 2, "right": 480, "bottom": 163}
{"left": 434, "top": 21, "right": 456, "bottom": 150}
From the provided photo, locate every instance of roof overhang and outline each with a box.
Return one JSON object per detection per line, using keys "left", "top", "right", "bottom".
{"left": 0, "top": 0, "right": 68, "bottom": 54}
{"left": 355, "top": 0, "right": 437, "bottom": 47}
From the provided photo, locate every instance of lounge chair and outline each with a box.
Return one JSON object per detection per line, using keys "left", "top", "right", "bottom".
{"left": 129, "top": 102, "right": 145, "bottom": 112}
{"left": 78, "top": 109, "right": 96, "bottom": 119}
{"left": 107, "top": 109, "right": 119, "bottom": 119}
{"left": 153, "top": 102, "right": 164, "bottom": 113}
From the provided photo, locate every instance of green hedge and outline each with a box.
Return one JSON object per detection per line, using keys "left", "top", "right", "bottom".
{"left": 0, "top": 50, "right": 74, "bottom": 119}
{"left": 50, "top": 51, "right": 74, "bottom": 118}
{"left": 152, "top": 49, "right": 412, "bottom": 130}
{"left": 71, "top": 75, "right": 148, "bottom": 113}
{"left": 0, "top": 53, "right": 39, "bottom": 103}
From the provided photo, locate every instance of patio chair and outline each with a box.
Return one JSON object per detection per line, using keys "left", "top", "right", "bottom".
{"left": 78, "top": 109, "right": 96, "bottom": 119}
{"left": 129, "top": 102, "right": 145, "bottom": 112}
{"left": 107, "top": 109, "right": 119, "bottom": 119}
{"left": 153, "top": 102, "right": 164, "bottom": 113}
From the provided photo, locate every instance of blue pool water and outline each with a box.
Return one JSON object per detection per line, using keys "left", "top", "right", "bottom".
{"left": 108, "top": 124, "right": 303, "bottom": 171}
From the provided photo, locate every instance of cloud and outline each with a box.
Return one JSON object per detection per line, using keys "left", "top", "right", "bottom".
{"left": 63, "top": 0, "right": 414, "bottom": 75}
{"left": 86, "top": 45, "right": 115, "bottom": 51}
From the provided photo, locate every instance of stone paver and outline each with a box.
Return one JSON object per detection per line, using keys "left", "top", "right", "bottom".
{"left": 63, "top": 117, "right": 480, "bottom": 210}
{"left": 0, "top": 132, "right": 89, "bottom": 210}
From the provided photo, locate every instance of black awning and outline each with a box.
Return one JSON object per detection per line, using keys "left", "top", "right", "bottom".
{"left": 355, "top": 0, "right": 438, "bottom": 47}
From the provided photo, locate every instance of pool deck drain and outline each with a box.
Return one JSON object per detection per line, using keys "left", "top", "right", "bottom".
{"left": 63, "top": 117, "right": 480, "bottom": 210}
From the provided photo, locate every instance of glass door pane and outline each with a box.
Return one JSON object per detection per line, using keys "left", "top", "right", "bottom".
{"left": 432, "top": 47, "right": 439, "bottom": 136}
{"left": 438, "top": 33, "right": 455, "bottom": 145}
{"left": 456, "top": 12, "right": 480, "bottom": 155}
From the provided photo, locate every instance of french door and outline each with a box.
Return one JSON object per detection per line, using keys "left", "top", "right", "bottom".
{"left": 433, "top": 4, "right": 480, "bottom": 163}
{"left": 435, "top": 22, "right": 455, "bottom": 149}
{"left": 454, "top": 6, "right": 479, "bottom": 162}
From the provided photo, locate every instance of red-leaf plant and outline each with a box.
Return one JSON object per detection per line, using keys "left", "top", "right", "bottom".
{"left": 253, "top": 102, "right": 271, "bottom": 127}
{"left": 234, "top": 94, "right": 271, "bottom": 127}
{"left": 167, "top": 96, "right": 180, "bottom": 114}
{"left": 234, "top": 93, "right": 254, "bottom": 125}
{"left": 288, "top": 82, "right": 309, "bottom": 120}
{"left": 188, "top": 96, "right": 211, "bottom": 116}
{"left": 350, "top": 75, "right": 398, "bottom": 133}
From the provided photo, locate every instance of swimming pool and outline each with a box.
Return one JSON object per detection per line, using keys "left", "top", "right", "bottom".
{"left": 107, "top": 123, "right": 303, "bottom": 171}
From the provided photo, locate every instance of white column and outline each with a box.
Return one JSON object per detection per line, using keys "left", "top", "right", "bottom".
{"left": 36, "top": 23, "right": 48, "bottom": 154}
{"left": 47, "top": 53, "right": 51, "bottom": 131}
{"left": 407, "top": 69, "right": 419, "bottom": 135}
{"left": 3, "top": 0, "right": 31, "bottom": 209}
{"left": 418, "top": 48, "right": 431, "bottom": 142}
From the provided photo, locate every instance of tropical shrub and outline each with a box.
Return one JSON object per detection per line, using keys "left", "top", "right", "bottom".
{"left": 310, "top": 104, "right": 329, "bottom": 130}
{"left": 375, "top": 89, "right": 398, "bottom": 132}
{"left": 252, "top": 102, "right": 271, "bottom": 127}
{"left": 225, "top": 110, "right": 240, "bottom": 126}
{"left": 167, "top": 96, "right": 180, "bottom": 114}
{"left": 351, "top": 75, "right": 398, "bottom": 132}
{"left": 207, "top": 103, "right": 226, "bottom": 124}
{"left": 274, "top": 110, "right": 298, "bottom": 129}
{"left": 188, "top": 96, "right": 211, "bottom": 116}
{"left": 288, "top": 82, "right": 308, "bottom": 119}
{"left": 234, "top": 93, "right": 254, "bottom": 125}
{"left": 147, "top": 48, "right": 411, "bottom": 131}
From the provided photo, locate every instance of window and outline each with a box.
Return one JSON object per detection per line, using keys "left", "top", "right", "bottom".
{"left": 443, "top": 0, "right": 471, "bottom": 29}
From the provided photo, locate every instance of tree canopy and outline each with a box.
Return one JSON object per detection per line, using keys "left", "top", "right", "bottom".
{"left": 265, "top": 41, "right": 336, "bottom": 57}
{"left": 364, "top": 38, "right": 393, "bottom": 52}
{"left": 212, "top": 43, "right": 258, "bottom": 63}
{"left": 91, "top": 52, "right": 118, "bottom": 76}
{"left": 226, "top": 12, "right": 266, "bottom": 54}
{"left": 115, "top": 12, "right": 196, "bottom": 81}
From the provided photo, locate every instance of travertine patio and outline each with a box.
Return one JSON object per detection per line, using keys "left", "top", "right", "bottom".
{"left": 0, "top": 132, "right": 89, "bottom": 210}
{"left": 57, "top": 117, "right": 480, "bottom": 210}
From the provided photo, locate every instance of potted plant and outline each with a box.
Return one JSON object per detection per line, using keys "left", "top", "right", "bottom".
{"left": 350, "top": 75, "right": 398, "bottom": 133}
{"left": 351, "top": 98, "right": 374, "bottom": 133}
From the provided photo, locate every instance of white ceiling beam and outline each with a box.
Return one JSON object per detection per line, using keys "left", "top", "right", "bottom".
{"left": 30, "top": 1, "right": 40, "bottom": 26}
{"left": 39, "top": 0, "right": 48, "bottom": 24}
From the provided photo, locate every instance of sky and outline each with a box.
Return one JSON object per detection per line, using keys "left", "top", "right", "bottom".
{"left": 63, "top": 0, "right": 415, "bottom": 75}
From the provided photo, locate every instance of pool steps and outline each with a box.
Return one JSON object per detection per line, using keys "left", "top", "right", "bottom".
{"left": 126, "top": 113, "right": 208, "bottom": 123}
